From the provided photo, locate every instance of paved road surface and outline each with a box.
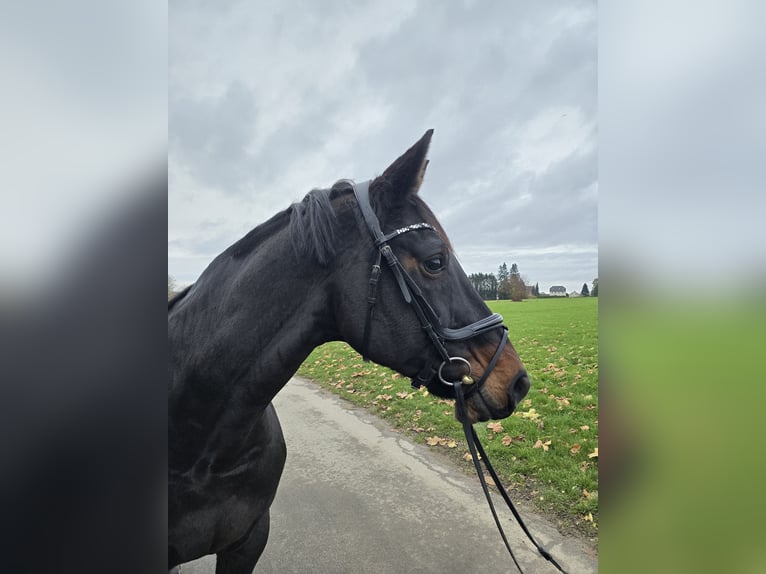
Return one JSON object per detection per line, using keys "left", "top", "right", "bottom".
{"left": 179, "top": 377, "right": 597, "bottom": 573}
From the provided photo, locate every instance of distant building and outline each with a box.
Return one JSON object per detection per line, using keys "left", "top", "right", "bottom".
{"left": 550, "top": 285, "right": 567, "bottom": 296}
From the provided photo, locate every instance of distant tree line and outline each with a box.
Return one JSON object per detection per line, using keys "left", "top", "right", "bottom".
{"left": 467, "top": 264, "right": 598, "bottom": 301}
{"left": 468, "top": 262, "right": 532, "bottom": 301}
{"left": 468, "top": 272, "right": 498, "bottom": 300}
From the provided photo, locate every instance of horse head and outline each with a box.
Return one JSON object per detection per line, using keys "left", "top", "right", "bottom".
{"left": 331, "top": 130, "right": 530, "bottom": 424}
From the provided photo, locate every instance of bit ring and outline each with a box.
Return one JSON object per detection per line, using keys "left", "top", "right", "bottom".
{"left": 437, "top": 357, "right": 472, "bottom": 386}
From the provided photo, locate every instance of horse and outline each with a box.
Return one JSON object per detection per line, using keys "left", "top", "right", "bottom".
{"left": 168, "top": 130, "right": 531, "bottom": 573}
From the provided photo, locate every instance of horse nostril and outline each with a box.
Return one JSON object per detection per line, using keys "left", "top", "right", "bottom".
{"left": 509, "top": 370, "right": 531, "bottom": 406}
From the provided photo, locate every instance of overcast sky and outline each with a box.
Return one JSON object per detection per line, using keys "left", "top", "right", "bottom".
{"left": 169, "top": 0, "right": 597, "bottom": 294}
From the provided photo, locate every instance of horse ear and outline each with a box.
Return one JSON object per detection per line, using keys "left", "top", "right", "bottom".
{"left": 376, "top": 129, "right": 434, "bottom": 198}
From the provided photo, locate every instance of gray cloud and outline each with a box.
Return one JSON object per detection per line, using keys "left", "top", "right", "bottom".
{"left": 170, "top": 80, "right": 257, "bottom": 193}
{"left": 169, "top": 0, "right": 597, "bottom": 292}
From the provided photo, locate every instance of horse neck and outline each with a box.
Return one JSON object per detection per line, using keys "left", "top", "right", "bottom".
{"left": 169, "top": 227, "right": 337, "bottom": 407}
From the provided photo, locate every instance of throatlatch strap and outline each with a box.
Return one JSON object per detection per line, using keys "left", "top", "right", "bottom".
{"left": 360, "top": 250, "right": 382, "bottom": 362}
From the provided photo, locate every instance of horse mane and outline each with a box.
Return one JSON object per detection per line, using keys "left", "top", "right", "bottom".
{"left": 288, "top": 188, "right": 338, "bottom": 265}
{"left": 168, "top": 284, "right": 193, "bottom": 311}
{"left": 224, "top": 187, "right": 340, "bottom": 266}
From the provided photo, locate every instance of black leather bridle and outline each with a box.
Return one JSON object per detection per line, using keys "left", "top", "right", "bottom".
{"left": 346, "top": 179, "right": 507, "bottom": 396}
{"left": 343, "top": 179, "right": 568, "bottom": 574}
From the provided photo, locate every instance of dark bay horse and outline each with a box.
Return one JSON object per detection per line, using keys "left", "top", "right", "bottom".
{"left": 168, "top": 130, "right": 531, "bottom": 572}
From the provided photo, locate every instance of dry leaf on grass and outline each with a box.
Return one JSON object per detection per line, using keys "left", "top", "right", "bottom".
{"left": 487, "top": 422, "right": 503, "bottom": 434}
{"left": 519, "top": 409, "right": 541, "bottom": 421}
{"left": 533, "top": 439, "right": 552, "bottom": 452}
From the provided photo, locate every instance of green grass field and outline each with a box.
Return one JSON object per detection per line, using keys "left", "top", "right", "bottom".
{"left": 297, "top": 297, "right": 598, "bottom": 538}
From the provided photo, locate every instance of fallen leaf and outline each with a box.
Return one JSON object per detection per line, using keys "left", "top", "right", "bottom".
{"left": 533, "top": 439, "right": 551, "bottom": 451}
{"left": 446, "top": 440, "right": 457, "bottom": 448}
{"left": 584, "top": 512, "right": 593, "bottom": 522}
{"left": 570, "top": 443, "right": 581, "bottom": 455}
{"left": 483, "top": 473, "right": 498, "bottom": 488}
{"left": 382, "top": 384, "right": 393, "bottom": 390}
{"left": 501, "top": 435, "right": 512, "bottom": 446}
{"left": 519, "top": 409, "right": 541, "bottom": 421}
{"left": 487, "top": 422, "right": 504, "bottom": 434}
{"left": 580, "top": 425, "right": 590, "bottom": 431}
{"left": 588, "top": 448, "right": 599, "bottom": 459}
{"left": 396, "top": 392, "right": 410, "bottom": 399}
{"left": 426, "top": 436, "right": 441, "bottom": 446}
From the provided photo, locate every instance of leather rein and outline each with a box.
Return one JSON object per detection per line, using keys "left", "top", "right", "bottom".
{"left": 345, "top": 179, "right": 568, "bottom": 574}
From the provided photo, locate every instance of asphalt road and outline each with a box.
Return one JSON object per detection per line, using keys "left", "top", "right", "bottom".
{"left": 179, "top": 377, "right": 597, "bottom": 573}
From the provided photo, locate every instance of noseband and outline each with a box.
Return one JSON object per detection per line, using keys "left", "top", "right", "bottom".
{"left": 344, "top": 179, "right": 507, "bottom": 395}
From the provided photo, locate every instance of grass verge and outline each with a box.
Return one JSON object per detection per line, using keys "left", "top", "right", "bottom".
{"left": 297, "top": 297, "right": 598, "bottom": 541}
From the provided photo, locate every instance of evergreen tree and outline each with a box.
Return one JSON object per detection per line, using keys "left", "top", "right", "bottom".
{"left": 468, "top": 272, "right": 498, "bottom": 300}
{"left": 497, "top": 263, "right": 509, "bottom": 283}
{"left": 509, "top": 263, "right": 527, "bottom": 301}
{"left": 468, "top": 273, "right": 481, "bottom": 294}
{"left": 581, "top": 282, "right": 590, "bottom": 297}
{"left": 592, "top": 278, "right": 598, "bottom": 297}
{"left": 497, "top": 263, "right": 510, "bottom": 299}
{"left": 486, "top": 273, "right": 498, "bottom": 300}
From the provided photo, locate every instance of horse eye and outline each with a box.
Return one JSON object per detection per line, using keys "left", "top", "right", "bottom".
{"left": 423, "top": 256, "right": 445, "bottom": 274}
